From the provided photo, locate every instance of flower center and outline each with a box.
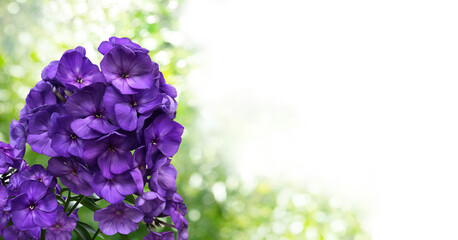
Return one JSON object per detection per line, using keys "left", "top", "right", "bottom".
{"left": 76, "top": 78, "right": 83, "bottom": 84}
{"left": 115, "top": 210, "right": 121, "bottom": 216}
{"left": 95, "top": 113, "right": 102, "bottom": 119}
{"left": 72, "top": 170, "right": 77, "bottom": 176}
{"left": 108, "top": 145, "right": 115, "bottom": 152}
{"left": 152, "top": 140, "right": 157, "bottom": 146}
{"left": 70, "top": 134, "right": 77, "bottom": 140}
{"left": 121, "top": 73, "right": 129, "bottom": 79}
{"left": 29, "top": 204, "right": 36, "bottom": 210}
{"left": 130, "top": 101, "right": 137, "bottom": 107}
{"left": 55, "top": 223, "right": 61, "bottom": 229}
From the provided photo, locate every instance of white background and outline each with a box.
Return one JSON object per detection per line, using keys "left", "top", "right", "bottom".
{"left": 180, "top": 0, "right": 458, "bottom": 239}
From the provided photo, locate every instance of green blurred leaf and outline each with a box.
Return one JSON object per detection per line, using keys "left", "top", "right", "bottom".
{"left": 124, "top": 195, "right": 135, "bottom": 204}
{"left": 74, "top": 222, "right": 92, "bottom": 240}
{"left": 76, "top": 221, "right": 103, "bottom": 239}
{"left": 81, "top": 198, "right": 101, "bottom": 212}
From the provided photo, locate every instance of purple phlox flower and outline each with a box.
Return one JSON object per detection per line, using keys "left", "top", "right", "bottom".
{"left": 2, "top": 225, "right": 40, "bottom": 240}
{"left": 0, "top": 198, "right": 12, "bottom": 230}
{"left": 100, "top": 45, "right": 155, "bottom": 94}
{"left": 103, "top": 86, "right": 162, "bottom": 131}
{"left": 98, "top": 37, "right": 148, "bottom": 55}
{"left": 135, "top": 191, "right": 165, "bottom": 219}
{"left": 131, "top": 146, "right": 148, "bottom": 193}
{"left": 7, "top": 172, "right": 25, "bottom": 197}
{"left": 49, "top": 114, "right": 84, "bottom": 158}
{"left": 55, "top": 46, "right": 106, "bottom": 90}
{"left": 177, "top": 227, "right": 189, "bottom": 240}
{"left": 155, "top": 71, "right": 177, "bottom": 98}
{"left": 0, "top": 185, "right": 8, "bottom": 212}
{"left": 65, "top": 83, "right": 118, "bottom": 139}
{"left": 45, "top": 206, "right": 76, "bottom": 240}
{"left": 144, "top": 113, "right": 184, "bottom": 165}
{"left": 11, "top": 180, "right": 57, "bottom": 230}
{"left": 27, "top": 106, "right": 64, "bottom": 157}
{"left": 149, "top": 159, "right": 177, "bottom": 197}
{"left": 83, "top": 131, "right": 135, "bottom": 177}
{"left": 63, "top": 46, "right": 86, "bottom": 56}
{"left": 91, "top": 171, "right": 137, "bottom": 204}
{"left": 19, "top": 81, "right": 59, "bottom": 124}
{"left": 158, "top": 93, "right": 178, "bottom": 119}
{"left": 157, "top": 194, "right": 188, "bottom": 240}
{"left": 47, "top": 157, "right": 93, "bottom": 196}
{"left": 41, "top": 60, "right": 60, "bottom": 86}
{"left": 0, "top": 142, "right": 16, "bottom": 174}
{"left": 19, "top": 165, "right": 56, "bottom": 188}
{"left": 162, "top": 200, "right": 187, "bottom": 231}
{"left": 144, "top": 231, "right": 175, "bottom": 240}
{"left": 10, "top": 119, "right": 27, "bottom": 158}
{"left": 94, "top": 202, "right": 144, "bottom": 235}
{"left": 25, "top": 81, "right": 58, "bottom": 111}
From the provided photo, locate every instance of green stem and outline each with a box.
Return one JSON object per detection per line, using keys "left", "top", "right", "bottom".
{"left": 67, "top": 195, "right": 85, "bottom": 216}
{"left": 91, "top": 228, "right": 101, "bottom": 240}
{"left": 40, "top": 229, "right": 46, "bottom": 240}
{"left": 63, "top": 191, "right": 71, "bottom": 211}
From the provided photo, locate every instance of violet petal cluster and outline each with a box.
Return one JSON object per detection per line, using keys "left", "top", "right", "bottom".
{"left": 0, "top": 37, "right": 187, "bottom": 239}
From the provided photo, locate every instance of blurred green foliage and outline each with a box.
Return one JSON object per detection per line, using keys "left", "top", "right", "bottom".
{"left": 0, "top": 0, "right": 370, "bottom": 239}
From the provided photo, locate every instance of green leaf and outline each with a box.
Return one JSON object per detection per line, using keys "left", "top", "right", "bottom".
{"left": 81, "top": 198, "right": 101, "bottom": 212}
{"left": 77, "top": 221, "right": 104, "bottom": 239}
{"left": 74, "top": 222, "right": 92, "bottom": 240}
{"left": 124, "top": 195, "right": 135, "bottom": 204}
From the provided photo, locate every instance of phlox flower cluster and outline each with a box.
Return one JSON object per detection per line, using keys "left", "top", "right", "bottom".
{"left": 0, "top": 37, "right": 187, "bottom": 240}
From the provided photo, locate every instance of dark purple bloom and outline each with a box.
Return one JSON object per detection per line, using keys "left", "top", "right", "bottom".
{"left": 65, "top": 83, "right": 118, "bottom": 139}
{"left": 9, "top": 119, "right": 27, "bottom": 158}
{"left": 131, "top": 146, "right": 148, "bottom": 193}
{"left": 0, "top": 142, "right": 15, "bottom": 174}
{"left": 27, "top": 107, "right": 63, "bottom": 157}
{"left": 47, "top": 157, "right": 93, "bottom": 196}
{"left": 41, "top": 60, "right": 60, "bottom": 86}
{"left": 0, "top": 198, "right": 11, "bottom": 230}
{"left": 7, "top": 172, "right": 25, "bottom": 197}
{"left": 94, "top": 202, "right": 144, "bottom": 235}
{"left": 162, "top": 199, "right": 188, "bottom": 233}
{"left": 83, "top": 132, "right": 134, "bottom": 177}
{"left": 55, "top": 46, "right": 105, "bottom": 90}
{"left": 0, "top": 185, "right": 8, "bottom": 213}
{"left": 144, "top": 231, "right": 174, "bottom": 240}
{"left": 172, "top": 202, "right": 188, "bottom": 231}
{"left": 157, "top": 93, "right": 178, "bottom": 119}
{"left": 19, "top": 165, "right": 56, "bottom": 188}
{"left": 144, "top": 114, "right": 184, "bottom": 166}
{"left": 103, "top": 86, "right": 162, "bottom": 131}
{"left": 49, "top": 114, "right": 84, "bottom": 158}
{"left": 98, "top": 37, "right": 148, "bottom": 55}
{"left": 45, "top": 206, "right": 76, "bottom": 240}
{"left": 149, "top": 160, "right": 177, "bottom": 197}
{"left": 2, "top": 225, "right": 40, "bottom": 240}
{"left": 11, "top": 180, "right": 57, "bottom": 230}
{"left": 156, "top": 71, "right": 177, "bottom": 98}
{"left": 19, "top": 81, "right": 58, "bottom": 128}
{"left": 100, "top": 45, "right": 155, "bottom": 94}
{"left": 24, "top": 81, "right": 58, "bottom": 112}
{"left": 177, "top": 228, "right": 189, "bottom": 240}
{"left": 135, "top": 191, "right": 165, "bottom": 218}
{"left": 91, "top": 171, "right": 137, "bottom": 204}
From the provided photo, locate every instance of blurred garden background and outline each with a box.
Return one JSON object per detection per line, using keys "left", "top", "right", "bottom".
{"left": 0, "top": 0, "right": 370, "bottom": 239}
